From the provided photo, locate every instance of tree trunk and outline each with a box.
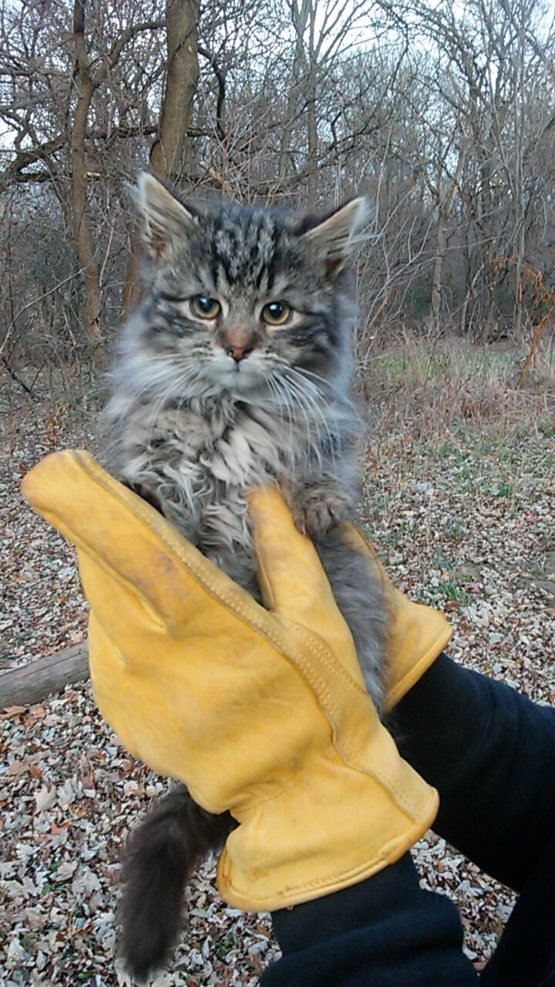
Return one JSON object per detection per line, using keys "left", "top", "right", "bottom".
{"left": 71, "top": 0, "right": 103, "bottom": 354}
{"left": 124, "top": 0, "right": 200, "bottom": 314}
{"left": 306, "top": 63, "right": 319, "bottom": 202}
{"left": 512, "top": 17, "right": 527, "bottom": 337}
{"left": 430, "top": 143, "right": 468, "bottom": 327}
{"left": 150, "top": 0, "right": 200, "bottom": 179}
{"left": 278, "top": 4, "right": 309, "bottom": 189}
{"left": 431, "top": 201, "right": 448, "bottom": 325}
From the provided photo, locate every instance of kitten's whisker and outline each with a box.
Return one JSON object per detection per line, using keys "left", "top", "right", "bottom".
{"left": 115, "top": 361, "right": 199, "bottom": 415}
{"left": 142, "top": 366, "right": 201, "bottom": 439}
{"left": 265, "top": 373, "right": 295, "bottom": 453}
{"left": 280, "top": 372, "right": 338, "bottom": 468}
{"left": 264, "top": 376, "right": 286, "bottom": 448}
{"left": 290, "top": 367, "right": 330, "bottom": 393}
{"left": 285, "top": 368, "right": 356, "bottom": 464}
{"left": 291, "top": 366, "right": 361, "bottom": 418}
{"left": 276, "top": 374, "right": 320, "bottom": 446}
{"left": 277, "top": 375, "right": 326, "bottom": 470}
{"left": 267, "top": 372, "right": 308, "bottom": 463}
{"left": 286, "top": 368, "right": 341, "bottom": 423}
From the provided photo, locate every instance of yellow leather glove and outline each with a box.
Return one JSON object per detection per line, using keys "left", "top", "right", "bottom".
{"left": 22, "top": 450, "right": 443, "bottom": 912}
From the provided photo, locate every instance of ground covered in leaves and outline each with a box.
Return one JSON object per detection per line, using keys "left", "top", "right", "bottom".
{"left": 1, "top": 346, "right": 554, "bottom": 985}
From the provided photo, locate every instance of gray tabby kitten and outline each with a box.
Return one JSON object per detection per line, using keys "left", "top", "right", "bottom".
{"left": 104, "top": 172, "right": 389, "bottom": 980}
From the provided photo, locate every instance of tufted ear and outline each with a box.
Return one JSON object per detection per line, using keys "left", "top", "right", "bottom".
{"left": 134, "top": 172, "right": 199, "bottom": 259}
{"left": 299, "top": 197, "right": 370, "bottom": 275}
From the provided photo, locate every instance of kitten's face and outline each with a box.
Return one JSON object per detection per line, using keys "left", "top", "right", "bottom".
{"left": 122, "top": 174, "right": 368, "bottom": 403}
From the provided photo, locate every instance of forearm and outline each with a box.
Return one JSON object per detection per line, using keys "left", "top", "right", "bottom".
{"left": 262, "top": 855, "right": 478, "bottom": 987}
{"left": 394, "top": 653, "right": 555, "bottom": 890}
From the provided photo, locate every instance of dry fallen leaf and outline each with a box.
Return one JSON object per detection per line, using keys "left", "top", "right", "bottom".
{"left": 34, "top": 784, "right": 57, "bottom": 813}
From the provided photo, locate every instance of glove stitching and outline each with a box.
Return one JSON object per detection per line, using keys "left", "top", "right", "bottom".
{"left": 219, "top": 787, "right": 438, "bottom": 905}
{"left": 72, "top": 455, "right": 424, "bottom": 812}
{"left": 77, "top": 452, "right": 369, "bottom": 748}
{"left": 78, "top": 453, "right": 426, "bottom": 809}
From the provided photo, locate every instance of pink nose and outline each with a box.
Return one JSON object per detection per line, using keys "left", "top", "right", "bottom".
{"left": 227, "top": 345, "right": 251, "bottom": 363}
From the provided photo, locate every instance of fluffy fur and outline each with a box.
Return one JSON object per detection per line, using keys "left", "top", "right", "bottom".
{"left": 104, "top": 173, "right": 389, "bottom": 979}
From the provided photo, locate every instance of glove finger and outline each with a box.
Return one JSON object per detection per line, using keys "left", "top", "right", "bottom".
{"left": 21, "top": 449, "right": 255, "bottom": 625}
{"left": 249, "top": 487, "right": 353, "bottom": 652}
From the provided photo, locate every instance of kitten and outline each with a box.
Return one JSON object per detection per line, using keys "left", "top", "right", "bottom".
{"left": 104, "top": 172, "right": 389, "bottom": 980}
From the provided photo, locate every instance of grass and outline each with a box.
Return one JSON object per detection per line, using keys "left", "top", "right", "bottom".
{"left": 360, "top": 335, "right": 553, "bottom": 508}
{"left": 358, "top": 334, "right": 554, "bottom": 618}
{"left": 371, "top": 341, "right": 515, "bottom": 389}
{"left": 360, "top": 333, "right": 554, "bottom": 449}
{"left": 420, "top": 578, "right": 476, "bottom": 609}
{"left": 495, "top": 481, "right": 514, "bottom": 499}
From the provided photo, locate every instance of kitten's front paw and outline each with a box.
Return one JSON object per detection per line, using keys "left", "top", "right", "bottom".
{"left": 292, "top": 485, "right": 353, "bottom": 537}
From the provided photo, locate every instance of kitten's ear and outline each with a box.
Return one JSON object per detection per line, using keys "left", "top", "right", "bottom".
{"left": 299, "top": 197, "right": 370, "bottom": 275}
{"left": 134, "top": 172, "right": 199, "bottom": 259}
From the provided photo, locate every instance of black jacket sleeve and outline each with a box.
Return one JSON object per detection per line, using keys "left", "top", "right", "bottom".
{"left": 394, "top": 652, "right": 555, "bottom": 891}
{"left": 260, "top": 854, "right": 479, "bottom": 987}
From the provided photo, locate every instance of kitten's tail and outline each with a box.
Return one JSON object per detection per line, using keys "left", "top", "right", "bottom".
{"left": 118, "top": 785, "right": 234, "bottom": 981}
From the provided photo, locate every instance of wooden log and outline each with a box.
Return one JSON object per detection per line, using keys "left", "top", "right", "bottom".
{"left": 0, "top": 643, "right": 90, "bottom": 708}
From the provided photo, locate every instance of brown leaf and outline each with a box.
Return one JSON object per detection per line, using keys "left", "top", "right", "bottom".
{"left": 1, "top": 705, "right": 27, "bottom": 718}
{"left": 8, "top": 759, "right": 27, "bottom": 775}
{"left": 24, "top": 706, "right": 47, "bottom": 726}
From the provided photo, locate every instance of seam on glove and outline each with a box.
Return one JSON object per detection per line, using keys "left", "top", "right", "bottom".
{"left": 219, "top": 785, "right": 439, "bottom": 906}
{"left": 42, "top": 454, "right": 422, "bottom": 816}
{"left": 75, "top": 453, "right": 375, "bottom": 727}
{"left": 75, "top": 453, "right": 425, "bottom": 814}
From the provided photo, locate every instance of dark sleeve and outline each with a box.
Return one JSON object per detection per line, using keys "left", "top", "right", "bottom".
{"left": 393, "top": 652, "right": 555, "bottom": 891}
{"left": 260, "top": 854, "right": 479, "bottom": 987}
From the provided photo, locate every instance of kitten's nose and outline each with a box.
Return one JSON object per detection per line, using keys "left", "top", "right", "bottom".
{"left": 226, "top": 344, "right": 252, "bottom": 363}
{"left": 223, "top": 327, "right": 255, "bottom": 363}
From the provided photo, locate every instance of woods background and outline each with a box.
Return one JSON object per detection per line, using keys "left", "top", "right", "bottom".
{"left": 0, "top": 0, "right": 554, "bottom": 394}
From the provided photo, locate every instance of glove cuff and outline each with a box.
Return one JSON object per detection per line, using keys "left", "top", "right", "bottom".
{"left": 384, "top": 592, "right": 452, "bottom": 709}
{"left": 217, "top": 737, "right": 438, "bottom": 911}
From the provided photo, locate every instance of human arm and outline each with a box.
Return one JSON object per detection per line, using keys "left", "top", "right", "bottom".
{"left": 264, "top": 653, "right": 555, "bottom": 987}
{"left": 262, "top": 853, "right": 479, "bottom": 987}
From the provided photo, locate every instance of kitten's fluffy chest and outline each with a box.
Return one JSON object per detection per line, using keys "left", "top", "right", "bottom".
{"left": 142, "top": 397, "right": 291, "bottom": 488}
{"left": 116, "top": 395, "right": 303, "bottom": 579}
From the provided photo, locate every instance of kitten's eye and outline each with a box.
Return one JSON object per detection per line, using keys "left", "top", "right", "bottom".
{"left": 261, "top": 301, "right": 292, "bottom": 326}
{"left": 190, "top": 295, "right": 221, "bottom": 319}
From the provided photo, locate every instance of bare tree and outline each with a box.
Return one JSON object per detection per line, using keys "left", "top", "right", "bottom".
{"left": 124, "top": 0, "right": 200, "bottom": 311}
{"left": 0, "top": 0, "right": 554, "bottom": 380}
